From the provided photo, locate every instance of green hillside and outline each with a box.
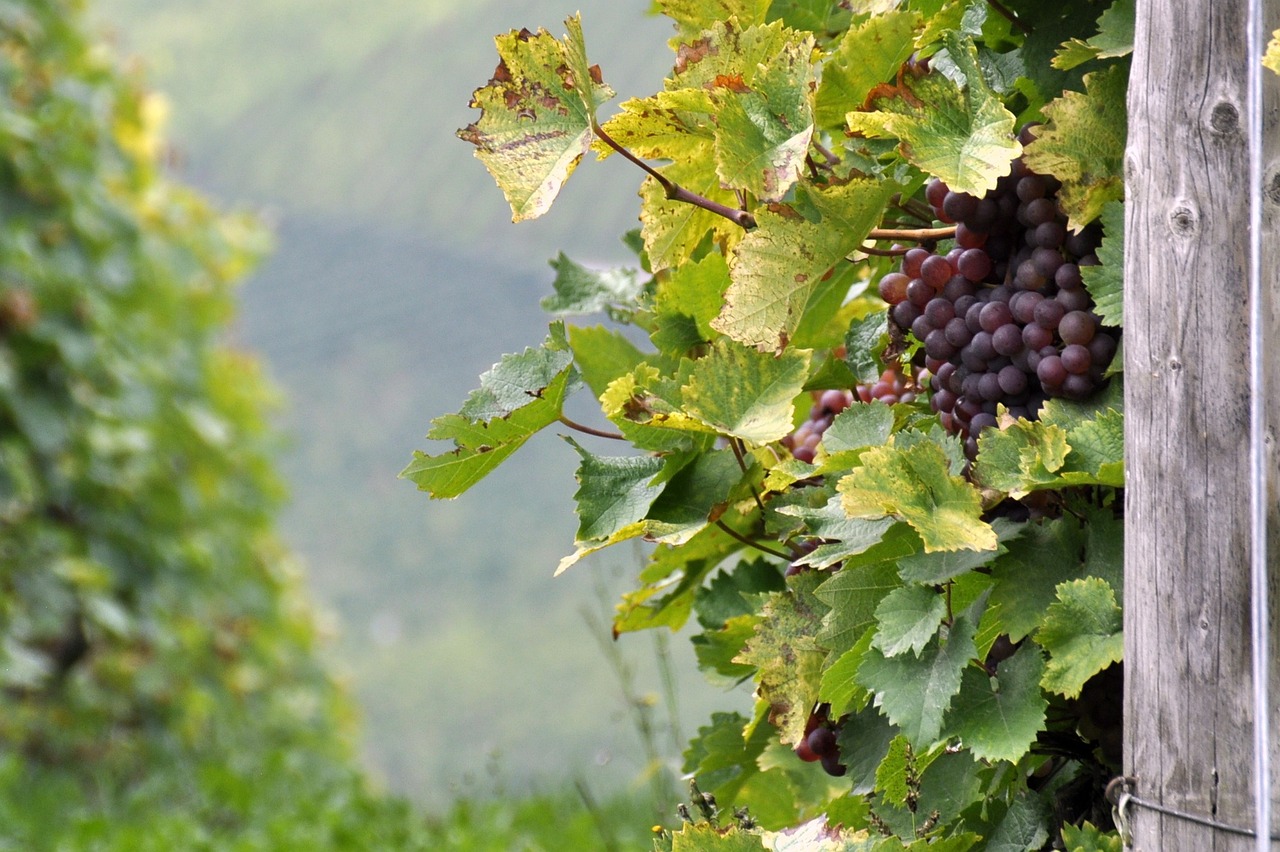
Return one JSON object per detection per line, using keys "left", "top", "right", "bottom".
{"left": 91, "top": 0, "right": 747, "bottom": 804}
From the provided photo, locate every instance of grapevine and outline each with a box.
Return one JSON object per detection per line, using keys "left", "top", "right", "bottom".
{"left": 407, "top": 2, "right": 1131, "bottom": 847}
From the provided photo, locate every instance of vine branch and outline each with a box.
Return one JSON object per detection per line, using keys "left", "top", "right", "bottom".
{"left": 986, "top": 0, "right": 1032, "bottom": 35}
{"left": 867, "top": 225, "right": 956, "bottom": 242}
{"left": 593, "top": 122, "right": 757, "bottom": 230}
{"left": 715, "top": 520, "right": 792, "bottom": 561}
{"left": 558, "top": 415, "right": 625, "bottom": 441}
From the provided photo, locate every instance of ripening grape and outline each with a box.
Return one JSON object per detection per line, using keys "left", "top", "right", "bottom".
{"left": 893, "top": 148, "right": 1120, "bottom": 457}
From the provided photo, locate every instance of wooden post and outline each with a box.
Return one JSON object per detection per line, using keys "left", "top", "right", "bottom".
{"left": 1125, "top": 0, "right": 1280, "bottom": 848}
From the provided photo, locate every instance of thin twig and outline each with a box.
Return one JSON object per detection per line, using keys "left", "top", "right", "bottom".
{"left": 811, "top": 139, "right": 840, "bottom": 165}
{"left": 715, "top": 520, "right": 791, "bottom": 560}
{"left": 559, "top": 415, "right": 625, "bottom": 441}
{"left": 593, "top": 122, "right": 757, "bottom": 229}
{"left": 987, "top": 0, "right": 1032, "bottom": 35}
{"left": 867, "top": 225, "right": 956, "bottom": 242}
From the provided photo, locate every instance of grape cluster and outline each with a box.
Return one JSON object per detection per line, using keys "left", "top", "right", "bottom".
{"left": 782, "top": 368, "right": 916, "bottom": 463}
{"left": 794, "top": 704, "right": 846, "bottom": 777}
{"left": 878, "top": 139, "right": 1119, "bottom": 456}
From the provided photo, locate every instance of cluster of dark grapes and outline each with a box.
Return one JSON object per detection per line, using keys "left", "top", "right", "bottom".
{"left": 782, "top": 368, "right": 916, "bottom": 463}
{"left": 794, "top": 704, "right": 846, "bottom": 777}
{"left": 878, "top": 137, "right": 1119, "bottom": 456}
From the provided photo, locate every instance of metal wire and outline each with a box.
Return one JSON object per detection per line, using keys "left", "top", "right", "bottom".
{"left": 1245, "top": 0, "right": 1272, "bottom": 847}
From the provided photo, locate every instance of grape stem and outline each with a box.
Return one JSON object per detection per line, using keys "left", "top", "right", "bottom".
{"left": 714, "top": 520, "right": 791, "bottom": 560}
{"left": 986, "top": 0, "right": 1032, "bottom": 35}
{"left": 558, "top": 415, "right": 625, "bottom": 441}
{"left": 853, "top": 243, "right": 909, "bottom": 258}
{"left": 592, "top": 122, "right": 757, "bottom": 229}
{"left": 729, "top": 438, "right": 768, "bottom": 515}
{"left": 892, "top": 195, "right": 936, "bottom": 224}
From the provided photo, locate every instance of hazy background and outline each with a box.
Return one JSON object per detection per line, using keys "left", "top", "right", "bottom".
{"left": 92, "top": 0, "right": 748, "bottom": 805}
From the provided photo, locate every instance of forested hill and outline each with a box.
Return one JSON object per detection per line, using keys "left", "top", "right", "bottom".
{"left": 91, "top": 0, "right": 742, "bottom": 804}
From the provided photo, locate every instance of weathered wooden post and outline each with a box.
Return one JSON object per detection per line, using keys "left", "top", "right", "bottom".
{"left": 1125, "top": 0, "right": 1280, "bottom": 848}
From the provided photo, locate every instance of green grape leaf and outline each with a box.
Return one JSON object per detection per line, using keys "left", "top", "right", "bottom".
{"left": 1081, "top": 200, "right": 1124, "bottom": 328}
{"left": 1063, "top": 407, "right": 1125, "bottom": 484}
{"left": 734, "top": 573, "right": 830, "bottom": 745}
{"left": 1053, "top": 0, "right": 1135, "bottom": 71}
{"left": 713, "top": 179, "right": 899, "bottom": 351}
{"left": 845, "top": 32, "right": 1019, "bottom": 196}
{"left": 682, "top": 710, "right": 769, "bottom": 805}
{"left": 682, "top": 339, "right": 813, "bottom": 444}
{"left": 694, "top": 613, "right": 763, "bottom": 683}
{"left": 843, "top": 310, "right": 890, "bottom": 385}
{"left": 458, "top": 16, "right": 614, "bottom": 222}
{"left": 896, "top": 535, "right": 1005, "bottom": 585}
{"left": 819, "top": 629, "right": 875, "bottom": 718}
{"left": 644, "top": 448, "right": 747, "bottom": 542}
{"left": 1022, "top": 62, "right": 1128, "bottom": 230}
{"left": 541, "top": 252, "right": 645, "bottom": 317}
{"left": 814, "top": 537, "right": 911, "bottom": 655}
{"left": 765, "top": 0, "right": 853, "bottom": 35}
{"left": 986, "top": 793, "right": 1051, "bottom": 852}
{"left": 1267, "top": 29, "right": 1280, "bottom": 75}
{"left": 1061, "top": 822, "right": 1124, "bottom": 852}
{"left": 838, "top": 440, "right": 996, "bottom": 553}
{"left": 947, "top": 646, "right": 1048, "bottom": 763}
{"left": 874, "top": 734, "right": 921, "bottom": 809}
{"left": 695, "top": 559, "right": 787, "bottom": 630}
{"left": 567, "top": 324, "right": 649, "bottom": 398}
{"left": 823, "top": 402, "right": 896, "bottom": 454}
{"left": 871, "top": 585, "right": 948, "bottom": 657}
{"left": 401, "top": 331, "right": 576, "bottom": 498}
{"left": 789, "top": 504, "right": 903, "bottom": 571}
{"left": 712, "top": 30, "right": 815, "bottom": 202}
{"left": 657, "top": 0, "right": 770, "bottom": 37}
{"left": 1039, "top": 578, "right": 1123, "bottom": 698}
{"left": 985, "top": 517, "right": 1088, "bottom": 642}
{"left": 459, "top": 325, "right": 577, "bottom": 422}
{"left": 565, "top": 437, "right": 666, "bottom": 541}
{"left": 835, "top": 706, "right": 897, "bottom": 795}
{"left": 815, "top": 11, "right": 919, "bottom": 130}
{"left": 857, "top": 616, "right": 976, "bottom": 747}
{"left": 653, "top": 251, "right": 733, "bottom": 351}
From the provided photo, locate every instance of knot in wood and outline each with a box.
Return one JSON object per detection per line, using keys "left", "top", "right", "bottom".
{"left": 1267, "top": 168, "right": 1280, "bottom": 207}
{"left": 1168, "top": 203, "right": 1199, "bottom": 237}
{"left": 1208, "top": 100, "right": 1240, "bottom": 136}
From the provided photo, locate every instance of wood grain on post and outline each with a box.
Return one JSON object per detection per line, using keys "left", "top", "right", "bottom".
{"left": 1125, "top": 0, "right": 1280, "bottom": 849}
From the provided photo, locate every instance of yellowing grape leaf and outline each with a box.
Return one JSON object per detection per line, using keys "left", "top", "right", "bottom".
{"left": 711, "top": 30, "right": 815, "bottom": 202}
{"left": 601, "top": 364, "right": 720, "bottom": 452}
{"left": 1267, "top": 28, "right": 1280, "bottom": 75}
{"left": 734, "top": 573, "right": 829, "bottom": 745}
{"left": 713, "top": 179, "right": 898, "bottom": 351}
{"left": 681, "top": 339, "right": 812, "bottom": 444}
{"left": 973, "top": 418, "right": 1070, "bottom": 498}
{"left": 1023, "top": 62, "right": 1128, "bottom": 230}
{"left": 845, "top": 32, "right": 1020, "bottom": 196}
{"left": 457, "top": 16, "right": 614, "bottom": 222}
{"left": 838, "top": 440, "right": 996, "bottom": 553}
{"left": 657, "top": 0, "right": 770, "bottom": 38}
{"left": 814, "top": 10, "right": 920, "bottom": 130}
